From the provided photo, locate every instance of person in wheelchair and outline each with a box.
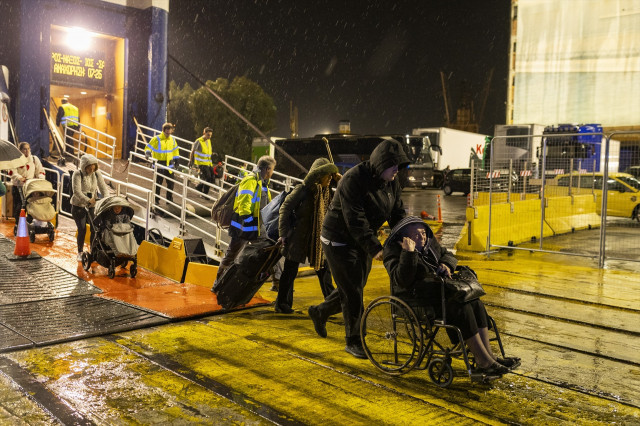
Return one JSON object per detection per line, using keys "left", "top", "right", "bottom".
{"left": 383, "top": 216, "right": 520, "bottom": 376}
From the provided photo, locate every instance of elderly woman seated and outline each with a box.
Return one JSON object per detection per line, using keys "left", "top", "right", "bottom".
{"left": 383, "top": 216, "right": 519, "bottom": 376}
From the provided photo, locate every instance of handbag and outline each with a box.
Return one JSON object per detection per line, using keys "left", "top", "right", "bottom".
{"left": 443, "top": 266, "right": 485, "bottom": 303}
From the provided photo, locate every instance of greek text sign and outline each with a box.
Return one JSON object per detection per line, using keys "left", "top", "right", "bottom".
{"left": 51, "top": 50, "right": 106, "bottom": 89}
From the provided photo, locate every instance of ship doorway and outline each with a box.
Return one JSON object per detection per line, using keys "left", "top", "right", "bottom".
{"left": 49, "top": 26, "right": 125, "bottom": 159}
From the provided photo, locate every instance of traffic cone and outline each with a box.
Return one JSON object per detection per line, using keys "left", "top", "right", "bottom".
{"left": 14, "top": 209, "right": 31, "bottom": 257}
{"left": 437, "top": 194, "right": 443, "bottom": 223}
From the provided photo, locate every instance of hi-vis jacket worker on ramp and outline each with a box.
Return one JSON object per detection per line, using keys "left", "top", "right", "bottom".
{"left": 145, "top": 122, "right": 179, "bottom": 216}
{"left": 189, "top": 126, "right": 215, "bottom": 195}
{"left": 56, "top": 98, "right": 80, "bottom": 155}
{"left": 214, "top": 155, "right": 276, "bottom": 286}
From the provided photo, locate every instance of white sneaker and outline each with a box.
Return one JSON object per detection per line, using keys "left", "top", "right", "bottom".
{"left": 77, "top": 253, "right": 83, "bottom": 261}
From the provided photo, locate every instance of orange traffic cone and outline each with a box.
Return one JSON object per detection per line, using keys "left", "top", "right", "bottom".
{"left": 14, "top": 209, "right": 31, "bottom": 257}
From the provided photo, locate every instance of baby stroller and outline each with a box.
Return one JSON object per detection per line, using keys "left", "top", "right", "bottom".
{"left": 81, "top": 195, "right": 138, "bottom": 279}
{"left": 13, "top": 178, "right": 57, "bottom": 242}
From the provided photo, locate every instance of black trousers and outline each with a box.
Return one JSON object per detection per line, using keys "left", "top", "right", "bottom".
{"left": 12, "top": 185, "right": 23, "bottom": 220}
{"left": 276, "top": 259, "right": 334, "bottom": 309}
{"left": 196, "top": 165, "right": 214, "bottom": 194}
{"left": 155, "top": 167, "right": 175, "bottom": 204}
{"left": 71, "top": 205, "right": 94, "bottom": 253}
{"left": 315, "top": 242, "right": 372, "bottom": 343}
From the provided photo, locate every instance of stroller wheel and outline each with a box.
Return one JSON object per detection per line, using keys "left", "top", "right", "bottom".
{"left": 48, "top": 230, "right": 55, "bottom": 242}
{"left": 81, "top": 252, "right": 91, "bottom": 271}
{"left": 13, "top": 225, "right": 17, "bottom": 236}
{"left": 130, "top": 264, "right": 137, "bottom": 278}
{"left": 108, "top": 264, "right": 116, "bottom": 279}
{"left": 29, "top": 230, "right": 36, "bottom": 243}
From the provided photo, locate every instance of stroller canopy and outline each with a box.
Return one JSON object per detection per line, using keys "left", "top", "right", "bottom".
{"left": 95, "top": 195, "right": 135, "bottom": 220}
{"left": 23, "top": 178, "right": 56, "bottom": 199}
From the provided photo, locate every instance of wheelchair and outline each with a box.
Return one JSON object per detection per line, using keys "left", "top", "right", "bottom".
{"left": 360, "top": 278, "right": 507, "bottom": 387}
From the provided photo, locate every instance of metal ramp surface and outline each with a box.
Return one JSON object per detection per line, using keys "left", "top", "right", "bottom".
{"left": 0, "top": 236, "right": 169, "bottom": 353}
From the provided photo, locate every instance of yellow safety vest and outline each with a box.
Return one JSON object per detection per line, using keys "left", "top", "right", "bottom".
{"left": 193, "top": 137, "right": 213, "bottom": 166}
{"left": 145, "top": 133, "right": 179, "bottom": 172}
{"left": 229, "top": 173, "right": 272, "bottom": 238}
{"left": 61, "top": 103, "right": 79, "bottom": 127}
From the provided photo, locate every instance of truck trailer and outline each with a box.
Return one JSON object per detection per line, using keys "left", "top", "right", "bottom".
{"left": 411, "top": 127, "right": 488, "bottom": 171}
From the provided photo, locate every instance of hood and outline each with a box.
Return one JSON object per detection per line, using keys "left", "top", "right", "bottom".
{"left": 304, "top": 157, "right": 339, "bottom": 185}
{"left": 95, "top": 195, "right": 134, "bottom": 219}
{"left": 79, "top": 154, "right": 99, "bottom": 172}
{"left": 384, "top": 216, "right": 434, "bottom": 249}
{"left": 369, "top": 138, "right": 411, "bottom": 176}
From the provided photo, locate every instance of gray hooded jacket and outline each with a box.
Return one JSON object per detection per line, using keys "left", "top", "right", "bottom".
{"left": 71, "top": 154, "right": 109, "bottom": 207}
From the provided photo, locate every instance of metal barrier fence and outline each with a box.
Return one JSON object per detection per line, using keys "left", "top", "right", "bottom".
{"left": 480, "top": 131, "right": 640, "bottom": 267}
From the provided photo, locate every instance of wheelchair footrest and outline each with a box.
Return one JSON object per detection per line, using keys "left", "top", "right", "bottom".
{"left": 469, "top": 372, "right": 502, "bottom": 383}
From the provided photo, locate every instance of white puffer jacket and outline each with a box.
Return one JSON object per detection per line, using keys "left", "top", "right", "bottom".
{"left": 9, "top": 155, "right": 45, "bottom": 187}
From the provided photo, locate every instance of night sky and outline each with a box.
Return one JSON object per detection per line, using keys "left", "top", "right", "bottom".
{"left": 168, "top": 1, "right": 511, "bottom": 138}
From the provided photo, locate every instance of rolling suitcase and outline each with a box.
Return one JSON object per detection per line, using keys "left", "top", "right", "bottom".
{"left": 213, "top": 237, "right": 282, "bottom": 309}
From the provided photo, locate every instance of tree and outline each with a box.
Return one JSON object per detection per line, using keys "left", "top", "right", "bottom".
{"left": 167, "top": 81, "right": 196, "bottom": 141}
{"left": 191, "top": 76, "right": 276, "bottom": 160}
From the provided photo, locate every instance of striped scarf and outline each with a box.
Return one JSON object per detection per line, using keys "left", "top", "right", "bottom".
{"left": 309, "top": 184, "right": 331, "bottom": 270}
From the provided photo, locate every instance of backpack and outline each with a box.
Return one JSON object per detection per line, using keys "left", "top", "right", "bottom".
{"left": 210, "top": 183, "right": 239, "bottom": 229}
{"left": 260, "top": 186, "right": 296, "bottom": 241}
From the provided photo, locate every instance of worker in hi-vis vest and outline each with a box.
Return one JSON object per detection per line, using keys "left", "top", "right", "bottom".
{"left": 145, "top": 122, "right": 180, "bottom": 215}
{"left": 189, "top": 126, "right": 216, "bottom": 195}
{"left": 56, "top": 98, "right": 80, "bottom": 154}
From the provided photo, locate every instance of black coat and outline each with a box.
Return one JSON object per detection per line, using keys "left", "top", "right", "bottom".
{"left": 383, "top": 220, "right": 458, "bottom": 304}
{"left": 321, "top": 139, "right": 409, "bottom": 256}
{"left": 278, "top": 184, "right": 314, "bottom": 263}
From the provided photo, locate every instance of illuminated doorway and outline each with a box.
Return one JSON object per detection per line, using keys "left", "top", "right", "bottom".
{"left": 49, "top": 26, "right": 125, "bottom": 159}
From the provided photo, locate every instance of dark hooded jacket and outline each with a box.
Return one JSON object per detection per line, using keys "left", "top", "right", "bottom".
{"left": 383, "top": 216, "right": 458, "bottom": 303}
{"left": 279, "top": 158, "right": 338, "bottom": 263}
{"left": 321, "top": 138, "right": 410, "bottom": 256}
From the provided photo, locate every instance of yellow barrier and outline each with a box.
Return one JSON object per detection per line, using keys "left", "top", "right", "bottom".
{"left": 137, "top": 237, "right": 187, "bottom": 282}
{"left": 545, "top": 194, "right": 600, "bottom": 235}
{"left": 184, "top": 262, "right": 218, "bottom": 288}
{"left": 457, "top": 194, "right": 601, "bottom": 252}
{"left": 456, "top": 198, "right": 554, "bottom": 252}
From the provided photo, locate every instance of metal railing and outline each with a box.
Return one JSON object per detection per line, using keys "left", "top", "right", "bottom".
{"left": 62, "top": 119, "right": 117, "bottom": 177}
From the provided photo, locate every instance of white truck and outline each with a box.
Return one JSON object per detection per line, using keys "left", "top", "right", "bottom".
{"left": 411, "top": 127, "right": 488, "bottom": 171}
{"left": 0, "top": 66, "right": 9, "bottom": 141}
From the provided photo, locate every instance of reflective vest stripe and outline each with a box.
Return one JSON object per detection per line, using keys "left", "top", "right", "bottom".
{"left": 146, "top": 136, "right": 178, "bottom": 153}
{"left": 230, "top": 221, "right": 258, "bottom": 232}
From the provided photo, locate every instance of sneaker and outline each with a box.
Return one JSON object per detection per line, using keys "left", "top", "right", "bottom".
{"left": 308, "top": 305, "right": 327, "bottom": 338}
{"left": 345, "top": 342, "right": 367, "bottom": 359}
{"left": 497, "top": 356, "right": 521, "bottom": 370}
{"left": 77, "top": 253, "right": 83, "bottom": 261}
{"left": 473, "top": 362, "right": 509, "bottom": 376}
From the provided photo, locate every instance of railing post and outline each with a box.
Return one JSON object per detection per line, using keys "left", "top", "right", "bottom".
{"left": 145, "top": 190, "right": 152, "bottom": 241}
{"left": 180, "top": 172, "right": 188, "bottom": 236}
{"left": 508, "top": 159, "right": 513, "bottom": 203}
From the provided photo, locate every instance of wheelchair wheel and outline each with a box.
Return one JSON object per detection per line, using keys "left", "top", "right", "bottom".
{"left": 361, "top": 296, "right": 423, "bottom": 375}
{"left": 427, "top": 358, "right": 454, "bottom": 388}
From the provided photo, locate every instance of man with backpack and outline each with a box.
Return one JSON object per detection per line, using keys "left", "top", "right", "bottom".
{"left": 213, "top": 155, "right": 276, "bottom": 287}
